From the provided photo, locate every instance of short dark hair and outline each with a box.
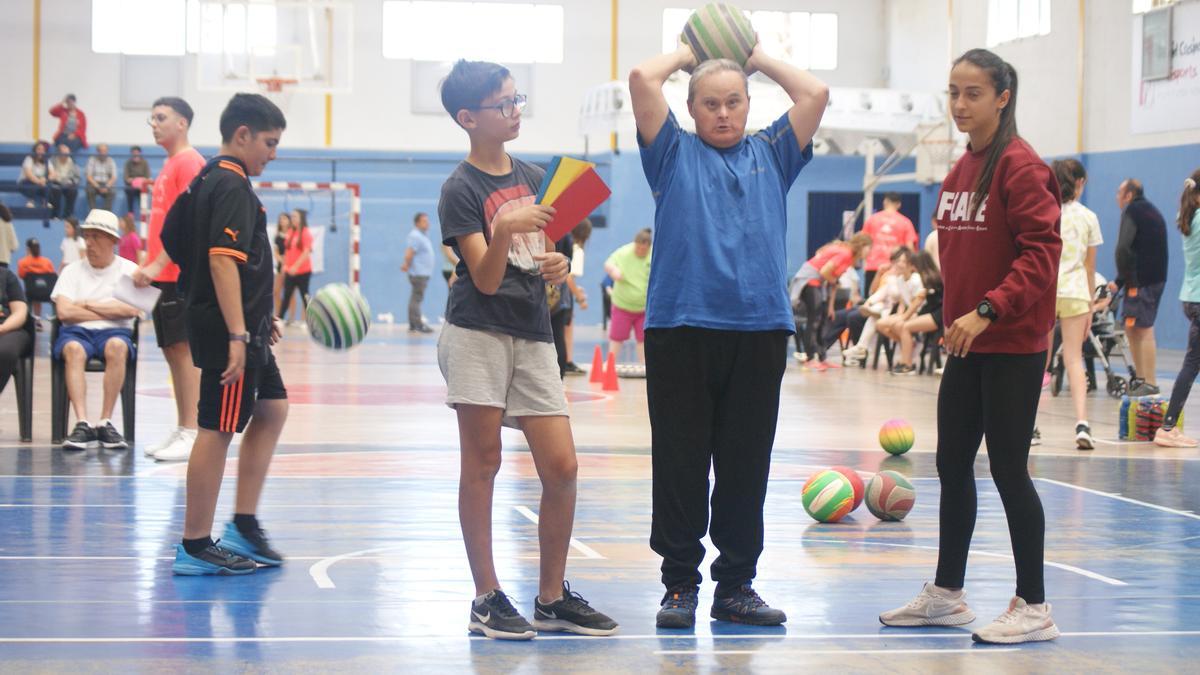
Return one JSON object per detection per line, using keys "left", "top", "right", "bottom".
{"left": 440, "top": 59, "right": 511, "bottom": 124}
{"left": 65, "top": 94, "right": 76, "bottom": 102}
{"left": 883, "top": 192, "right": 902, "bottom": 205}
{"left": 152, "top": 96, "right": 194, "bottom": 126}
{"left": 0, "top": 204, "right": 11, "bottom": 222}
{"left": 130, "top": 145, "right": 142, "bottom": 153}
{"left": 219, "top": 93, "right": 287, "bottom": 143}
{"left": 26, "top": 238, "right": 40, "bottom": 257}
{"left": 413, "top": 212, "right": 428, "bottom": 224}
{"left": 1122, "top": 178, "right": 1144, "bottom": 200}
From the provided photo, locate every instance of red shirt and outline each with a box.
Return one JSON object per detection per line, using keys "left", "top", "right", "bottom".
{"left": 284, "top": 228, "right": 313, "bottom": 275}
{"left": 49, "top": 103, "right": 88, "bottom": 148}
{"left": 936, "top": 137, "right": 1061, "bottom": 353}
{"left": 148, "top": 148, "right": 206, "bottom": 282}
{"left": 805, "top": 243, "right": 854, "bottom": 286}
{"left": 862, "top": 210, "right": 917, "bottom": 271}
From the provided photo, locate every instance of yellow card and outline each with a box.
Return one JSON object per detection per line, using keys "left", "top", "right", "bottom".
{"left": 543, "top": 156, "right": 595, "bottom": 206}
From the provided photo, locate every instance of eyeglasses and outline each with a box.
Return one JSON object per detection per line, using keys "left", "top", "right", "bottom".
{"left": 471, "top": 94, "right": 527, "bottom": 119}
{"left": 146, "top": 113, "right": 172, "bottom": 126}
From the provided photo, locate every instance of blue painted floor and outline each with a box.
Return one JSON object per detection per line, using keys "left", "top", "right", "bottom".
{"left": 0, "top": 324, "right": 1198, "bottom": 672}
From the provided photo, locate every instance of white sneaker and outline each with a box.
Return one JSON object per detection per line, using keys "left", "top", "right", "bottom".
{"left": 971, "top": 596, "right": 1060, "bottom": 644}
{"left": 879, "top": 582, "right": 976, "bottom": 627}
{"left": 144, "top": 427, "right": 182, "bottom": 457}
{"left": 153, "top": 428, "right": 198, "bottom": 462}
{"left": 1154, "top": 426, "right": 1199, "bottom": 448}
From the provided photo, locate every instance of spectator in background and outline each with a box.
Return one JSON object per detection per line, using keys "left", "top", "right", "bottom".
{"left": 17, "top": 237, "right": 56, "bottom": 324}
{"left": 50, "top": 94, "right": 88, "bottom": 153}
{"left": 861, "top": 192, "right": 917, "bottom": 291}
{"left": 0, "top": 260, "right": 31, "bottom": 401}
{"left": 48, "top": 144, "right": 80, "bottom": 220}
{"left": 123, "top": 145, "right": 150, "bottom": 216}
{"left": 117, "top": 213, "right": 142, "bottom": 264}
{"left": 791, "top": 233, "right": 873, "bottom": 370}
{"left": 51, "top": 210, "right": 139, "bottom": 451}
{"left": 549, "top": 231, "right": 576, "bottom": 377}
{"left": 562, "top": 218, "right": 592, "bottom": 375}
{"left": 0, "top": 205, "right": 18, "bottom": 267}
{"left": 1154, "top": 169, "right": 1200, "bottom": 447}
{"left": 1112, "top": 178, "right": 1169, "bottom": 397}
{"left": 273, "top": 212, "right": 291, "bottom": 319}
{"left": 401, "top": 212, "right": 435, "bottom": 333}
{"left": 17, "top": 141, "right": 51, "bottom": 208}
{"left": 85, "top": 143, "right": 118, "bottom": 211}
{"left": 60, "top": 217, "right": 85, "bottom": 270}
{"left": 604, "top": 228, "right": 653, "bottom": 364}
{"left": 925, "top": 215, "right": 940, "bottom": 270}
{"left": 279, "top": 208, "right": 314, "bottom": 325}
{"left": 441, "top": 242, "right": 460, "bottom": 287}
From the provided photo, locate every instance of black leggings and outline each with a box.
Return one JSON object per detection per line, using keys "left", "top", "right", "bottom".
{"left": 1165, "top": 302, "right": 1200, "bottom": 429}
{"left": 0, "top": 329, "right": 31, "bottom": 394}
{"left": 279, "top": 272, "right": 311, "bottom": 318}
{"left": 798, "top": 285, "right": 827, "bottom": 361}
{"left": 935, "top": 351, "right": 1047, "bottom": 604}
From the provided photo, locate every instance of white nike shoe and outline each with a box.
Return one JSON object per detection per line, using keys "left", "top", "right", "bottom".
{"left": 879, "top": 582, "right": 976, "bottom": 627}
{"left": 971, "top": 596, "right": 1060, "bottom": 644}
{"left": 153, "top": 428, "right": 198, "bottom": 462}
{"left": 144, "top": 427, "right": 181, "bottom": 457}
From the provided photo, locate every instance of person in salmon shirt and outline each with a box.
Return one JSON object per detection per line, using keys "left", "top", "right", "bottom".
{"left": 278, "top": 208, "right": 314, "bottom": 324}
{"left": 861, "top": 192, "right": 917, "bottom": 291}
{"left": 790, "top": 233, "right": 872, "bottom": 370}
{"left": 879, "top": 48, "right": 1062, "bottom": 645}
{"left": 132, "top": 97, "right": 207, "bottom": 462}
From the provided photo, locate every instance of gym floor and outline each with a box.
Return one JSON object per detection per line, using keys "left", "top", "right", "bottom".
{"left": 1, "top": 323, "right": 1197, "bottom": 672}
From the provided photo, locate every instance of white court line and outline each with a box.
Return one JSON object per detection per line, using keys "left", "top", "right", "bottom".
{"left": 809, "top": 539, "right": 1126, "bottom": 586}
{"left": 309, "top": 545, "right": 408, "bottom": 589}
{"left": 513, "top": 505, "right": 604, "bottom": 559}
{"left": 2, "top": 630, "right": 1199, "bottom": 644}
{"left": 1036, "top": 477, "right": 1200, "bottom": 522}
{"left": 655, "top": 648, "right": 1018, "bottom": 656}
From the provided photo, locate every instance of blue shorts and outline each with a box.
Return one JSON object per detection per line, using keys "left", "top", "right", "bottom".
{"left": 1123, "top": 282, "right": 1165, "bottom": 329}
{"left": 53, "top": 325, "right": 135, "bottom": 361}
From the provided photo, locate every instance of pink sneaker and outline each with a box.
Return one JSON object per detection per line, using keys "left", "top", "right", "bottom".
{"left": 1154, "top": 426, "right": 1199, "bottom": 448}
{"left": 811, "top": 361, "right": 829, "bottom": 372}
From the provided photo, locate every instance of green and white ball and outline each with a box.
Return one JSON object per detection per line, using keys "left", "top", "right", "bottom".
{"left": 680, "top": 2, "right": 758, "bottom": 68}
{"left": 801, "top": 469, "right": 856, "bottom": 523}
{"left": 305, "top": 283, "right": 371, "bottom": 350}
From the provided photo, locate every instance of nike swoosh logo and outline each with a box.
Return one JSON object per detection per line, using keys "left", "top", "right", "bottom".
{"left": 541, "top": 609, "right": 557, "bottom": 619}
{"left": 472, "top": 610, "right": 491, "bottom": 623}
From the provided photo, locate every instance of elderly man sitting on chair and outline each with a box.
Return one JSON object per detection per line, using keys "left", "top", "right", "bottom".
{"left": 51, "top": 209, "right": 139, "bottom": 450}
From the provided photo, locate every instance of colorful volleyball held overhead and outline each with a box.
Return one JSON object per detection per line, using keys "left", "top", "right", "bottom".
{"left": 680, "top": 3, "right": 758, "bottom": 69}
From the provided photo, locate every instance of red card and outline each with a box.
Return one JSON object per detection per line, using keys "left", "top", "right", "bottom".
{"left": 542, "top": 167, "right": 610, "bottom": 243}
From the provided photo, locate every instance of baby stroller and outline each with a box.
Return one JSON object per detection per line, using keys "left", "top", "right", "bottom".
{"left": 1050, "top": 285, "right": 1137, "bottom": 399}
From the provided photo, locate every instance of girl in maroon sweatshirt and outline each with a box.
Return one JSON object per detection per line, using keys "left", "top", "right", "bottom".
{"left": 879, "top": 49, "right": 1062, "bottom": 644}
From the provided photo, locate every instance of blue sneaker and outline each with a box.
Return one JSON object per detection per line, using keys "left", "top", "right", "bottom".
{"left": 656, "top": 584, "right": 699, "bottom": 628}
{"left": 220, "top": 522, "right": 284, "bottom": 566}
{"left": 172, "top": 542, "right": 257, "bottom": 576}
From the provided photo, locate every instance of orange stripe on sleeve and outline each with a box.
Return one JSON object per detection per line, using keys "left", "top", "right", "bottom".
{"left": 210, "top": 247, "right": 248, "bottom": 263}
{"left": 218, "top": 160, "right": 246, "bottom": 178}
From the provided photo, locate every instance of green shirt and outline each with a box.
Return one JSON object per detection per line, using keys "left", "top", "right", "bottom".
{"left": 1182, "top": 212, "right": 1200, "bottom": 303}
{"left": 606, "top": 242, "right": 652, "bottom": 312}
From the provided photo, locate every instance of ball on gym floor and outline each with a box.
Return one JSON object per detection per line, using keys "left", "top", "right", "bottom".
{"left": 679, "top": 2, "right": 758, "bottom": 68}
{"left": 879, "top": 419, "right": 915, "bottom": 455}
{"left": 802, "top": 469, "right": 856, "bottom": 523}
{"left": 865, "top": 470, "right": 915, "bottom": 521}
{"left": 305, "top": 283, "right": 371, "bottom": 350}
{"left": 829, "top": 465, "right": 865, "bottom": 511}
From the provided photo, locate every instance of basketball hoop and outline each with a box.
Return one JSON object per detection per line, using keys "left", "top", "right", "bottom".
{"left": 915, "top": 122, "right": 962, "bottom": 186}
{"left": 256, "top": 77, "right": 299, "bottom": 113}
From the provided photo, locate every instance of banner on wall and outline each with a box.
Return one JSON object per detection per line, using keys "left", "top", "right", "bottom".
{"left": 1132, "top": 2, "right": 1200, "bottom": 134}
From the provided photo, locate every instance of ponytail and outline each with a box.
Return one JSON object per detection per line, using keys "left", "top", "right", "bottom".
{"left": 1051, "top": 158, "right": 1086, "bottom": 203}
{"left": 1181, "top": 169, "right": 1200, "bottom": 236}
{"left": 953, "top": 49, "right": 1019, "bottom": 219}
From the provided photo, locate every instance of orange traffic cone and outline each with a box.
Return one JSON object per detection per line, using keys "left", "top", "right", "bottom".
{"left": 602, "top": 352, "right": 620, "bottom": 391}
{"left": 589, "top": 345, "right": 604, "bottom": 383}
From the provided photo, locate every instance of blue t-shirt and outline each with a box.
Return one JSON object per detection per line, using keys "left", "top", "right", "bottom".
{"left": 638, "top": 111, "right": 812, "bottom": 331}
{"left": 1181, "top": 211, "right": 1200, "bottom": 303}
{"left": 407, "top": 228, "right": 434, "bottom": 277}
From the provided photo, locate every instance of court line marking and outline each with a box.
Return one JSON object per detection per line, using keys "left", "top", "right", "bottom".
{"left": 2, "top": 630, "right": 1199, "bottom": 644}
{"left": 654, "top": 648, "right": 1018, "bottom": 656}
{"left": 514, "top": 505, "right": 605, "bottom": 559}
{"left": 0, "top": 554, "right": 594, "bottom": 562}
{"left": 309, "top": 545, "right": 408, "bottom": 589}
{"left": 807, "top": 539, "right": 1126, "bottom": 586}
{"left": 1035, "top": 477, "right": 1200, "bottom": 522}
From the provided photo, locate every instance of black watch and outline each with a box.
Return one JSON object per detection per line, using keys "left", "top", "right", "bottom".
{"left": 976, "top": 299, "right": 998, "bottom": 321}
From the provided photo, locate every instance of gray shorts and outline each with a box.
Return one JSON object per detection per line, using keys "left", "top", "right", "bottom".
{"left": 438, "top": 323, "right": 568, "bottom": 428}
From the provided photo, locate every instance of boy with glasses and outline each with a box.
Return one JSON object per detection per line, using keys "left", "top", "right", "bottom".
{"left": 436, "top": 59, "right": 617, "bottom": 640}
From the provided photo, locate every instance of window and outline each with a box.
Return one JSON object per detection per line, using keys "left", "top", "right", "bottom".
{"left": 986, "top": 0, "right": 1051, "bottom": 47}
{"left": 92, "top": 0, "right": 187, "bottom": 56}
{"left": 381, "top": 2, "right": 563, "bottom": 63}
{"left": 1132, "top": 0, "right": 1178, "bottom": 13}
{"left": 185, "top": 0, "right": 278, "bottom": 56}
{"left": 662, "top": 8, "right": 838, "bottom": 70}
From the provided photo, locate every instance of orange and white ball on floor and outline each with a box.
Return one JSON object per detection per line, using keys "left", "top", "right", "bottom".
{"left": 865, "top": 470, "right": 916, "bottom": 521}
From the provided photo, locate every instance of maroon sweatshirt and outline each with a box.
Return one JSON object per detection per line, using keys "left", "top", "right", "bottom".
{"left": 935, "top": 137, "right": 1062, "bottom": 354}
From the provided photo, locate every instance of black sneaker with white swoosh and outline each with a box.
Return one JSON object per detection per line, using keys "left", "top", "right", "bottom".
{"left": 468, "top": 590, "right": 536, "bottom": 640}
{"left": 532, "top": 581, "right": 619, "bottom": 636}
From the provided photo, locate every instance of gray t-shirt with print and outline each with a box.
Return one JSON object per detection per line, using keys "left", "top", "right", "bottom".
{"left": 438, "top": 157, "right": 551, "bottom": 342}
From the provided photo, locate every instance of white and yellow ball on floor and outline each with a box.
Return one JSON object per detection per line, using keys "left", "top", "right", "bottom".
{"left": 305, "top": 283, "right": 371, "bottom": 350}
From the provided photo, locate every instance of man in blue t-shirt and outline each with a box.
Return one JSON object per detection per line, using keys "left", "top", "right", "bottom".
{"left": 401, "top": 211, "right": 436, "bottom": 333}
{"left": 630, "top": 41, "right": 829, "bottom": 628}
